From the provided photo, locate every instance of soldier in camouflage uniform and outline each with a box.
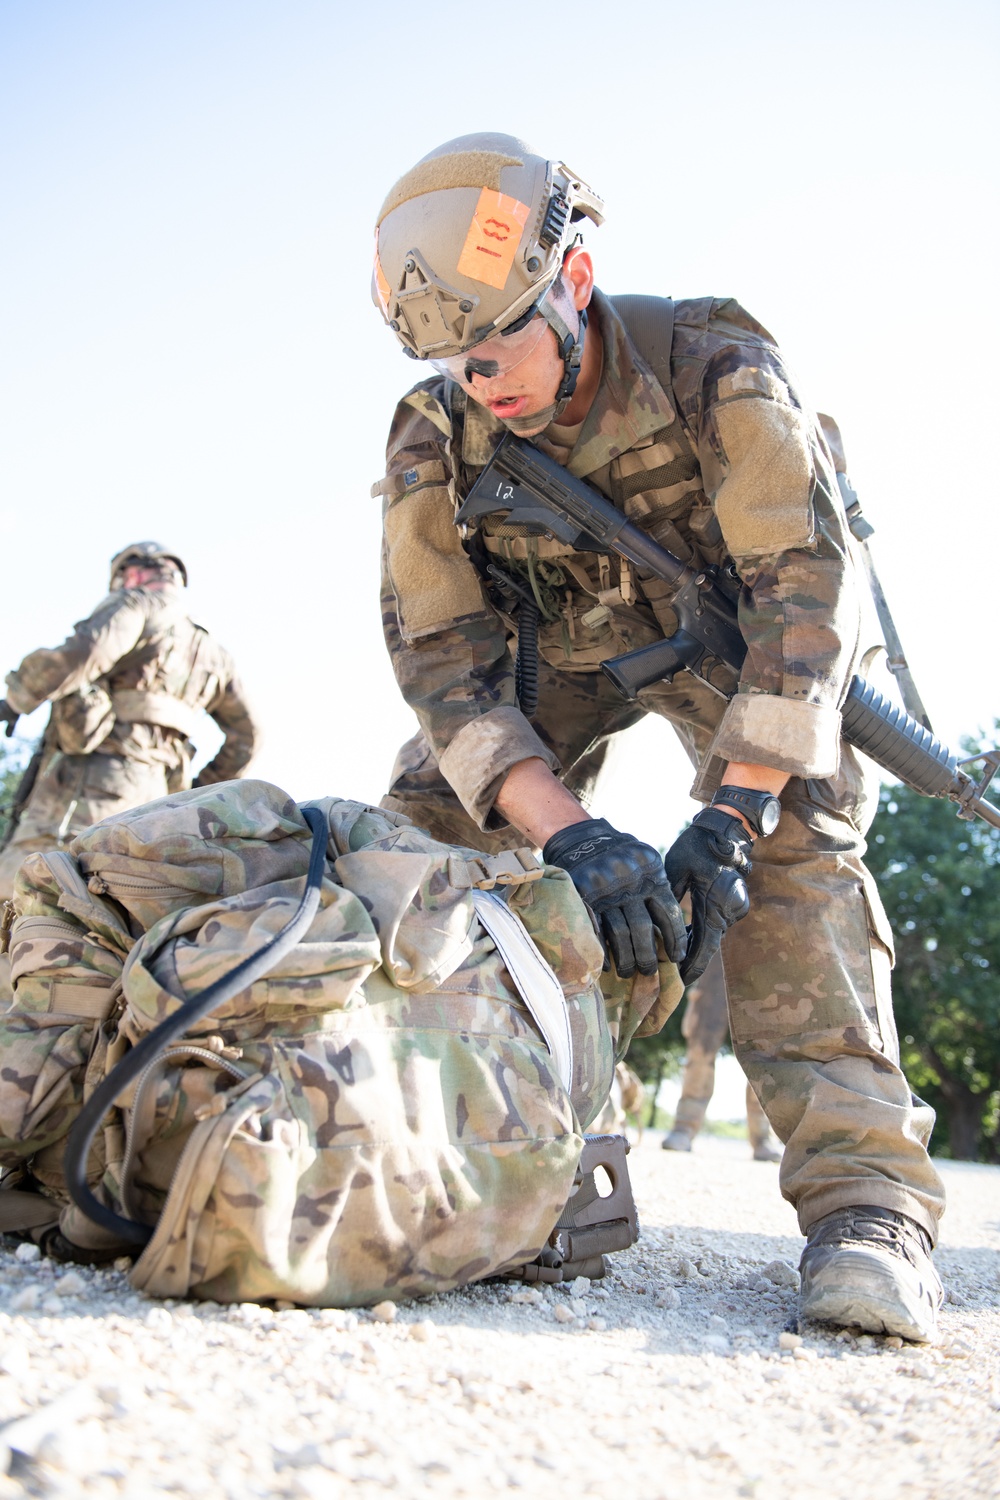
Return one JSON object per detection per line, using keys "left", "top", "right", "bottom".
{"left": 369, "top": 135, "right": 948, "bottom": 1341}
{"left": 662, "top": 948, "right": 782, "bottom": 1161}
{"left": 0, "top": 541, "right": 258, "bottom": 920}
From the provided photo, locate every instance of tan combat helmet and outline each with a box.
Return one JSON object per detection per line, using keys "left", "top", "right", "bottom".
{"left": 109, "top": 541, "right": 188, "bottom": 591}
{"left": 373, "top": 133, "right": 604, "bottom": 401}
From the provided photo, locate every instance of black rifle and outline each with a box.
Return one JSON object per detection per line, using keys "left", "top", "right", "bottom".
{"left": 0, "top": 716, "right": 52, "bottom": 853}
{"left": 457, "top": 435, "right": 1000, "bottom": 833}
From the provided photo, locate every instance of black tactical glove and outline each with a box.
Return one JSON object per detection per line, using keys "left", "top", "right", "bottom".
{"left": 0, "top": 700, "right": 18, "bottom": 738}
{"left": 663, "top": 807, "right": 753, "bottom": 985}
{"left": 543, "top": 818, "right": 687, "bottom": 979}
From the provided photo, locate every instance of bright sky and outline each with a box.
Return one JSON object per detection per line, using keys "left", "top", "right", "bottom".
{"left": 1, "top": 0, "right": 997, "bottom": 850}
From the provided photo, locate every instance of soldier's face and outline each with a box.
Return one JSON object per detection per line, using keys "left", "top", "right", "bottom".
{"left": 459, "top": 253, "right": 595, "bottom": 436}
{"left": 121, "top": 565, "right": 167, "bottom": 590}
{"left": 463, "top": 321, "right": 567, "bottom": 431}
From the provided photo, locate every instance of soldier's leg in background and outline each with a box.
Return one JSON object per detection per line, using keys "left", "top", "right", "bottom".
{"left": 0, "top": 786, "right": 65, "bottom": 1000}
{"left": 0, "top": 756, "right": 86, "bottom": 1002}
{"left": 720, "top": 744, "right": 945, "bottom": 1240}
{"left": 0, "top": 752, "right": 86, "bottom": 875}
{"left": 0, "top": 752, "right": 171, "bottom": 1001}
{"left": 745, "top": 1083, "right": 782, "bottom": 1162}
{"left": 663, "top": 947, "right": 729, "bottom": 1150}
{"left": 0, "top": 752, "right": 93, "bottom": 993}
{"left": 4, "top": 750, "right": 170, "bottom": 858}
{"left": 381, "top": 664, "right": 649, "bottom": 852}
{"left": 69, "top": 753, "right": 170, "bottom": 833}
{"left": 590, "top": 1064, "right": 627, "bottom": 1136}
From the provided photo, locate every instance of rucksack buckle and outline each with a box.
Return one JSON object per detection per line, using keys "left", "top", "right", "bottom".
{"left": 507, "top": 1132, "right": 639, "bottom": 1283}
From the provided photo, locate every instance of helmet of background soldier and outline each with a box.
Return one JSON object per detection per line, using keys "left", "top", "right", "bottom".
{"left": 372, "top": 133, "right": 604, "bottom": 393}
{"left": 109, "top": 541, "right": 188, "bottom": 591}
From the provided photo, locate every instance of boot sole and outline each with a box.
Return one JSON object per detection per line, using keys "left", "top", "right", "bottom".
{"left": 799, "top": 1248, "right": 939, "bottom": 1343}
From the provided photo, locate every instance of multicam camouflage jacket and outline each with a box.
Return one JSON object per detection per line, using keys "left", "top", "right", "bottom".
{"left": 377, "top": 291, "right": 861, "bottom": 827}
{"left": 4, "top": 584, "right": 257, "bottom": 784}
{"left": 0, "top": 779, "right": 680, "bottom": 1305}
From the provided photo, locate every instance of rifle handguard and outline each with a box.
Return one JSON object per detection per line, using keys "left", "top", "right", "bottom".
{"left": 841, "top": 678, "right": 1000, "bottom": 829}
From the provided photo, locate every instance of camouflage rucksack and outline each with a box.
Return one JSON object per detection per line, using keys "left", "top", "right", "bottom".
{"left": 0, "top": 780, "right": 680, "bottom": 1306}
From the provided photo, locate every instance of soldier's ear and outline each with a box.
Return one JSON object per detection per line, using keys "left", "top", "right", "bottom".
{"left": 561, "top": 246, "right": 595, "bottom": 312}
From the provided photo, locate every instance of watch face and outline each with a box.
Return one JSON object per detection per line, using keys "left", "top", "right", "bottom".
{"left": 760, "top": 797, "right": 781, "bottom": 836}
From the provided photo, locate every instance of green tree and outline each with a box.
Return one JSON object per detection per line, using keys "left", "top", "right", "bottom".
{"left": 622, "top": 1012, "right": 686, "bottom": 1127}
{"left": 866, "top": 741, "right": 1000, "bottom": 1161}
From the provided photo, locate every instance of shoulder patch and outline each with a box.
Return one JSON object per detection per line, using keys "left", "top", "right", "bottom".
{"left": 713, "top": 396, "right": 814, "bottom": 558}
{"left": 371, "top": 460, "right": 448, "bottom": 501}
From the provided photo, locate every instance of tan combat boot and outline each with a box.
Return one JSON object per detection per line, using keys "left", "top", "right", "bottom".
{"left": 661, "top": 1127, "right": 694, "bottom": 1152}
{"left": 799, "top": 1205, "right": 942, "bottom": 1343}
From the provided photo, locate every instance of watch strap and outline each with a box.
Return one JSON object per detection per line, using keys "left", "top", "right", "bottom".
{"left": 710, "top": 786, "right": 781, "bottom": 838}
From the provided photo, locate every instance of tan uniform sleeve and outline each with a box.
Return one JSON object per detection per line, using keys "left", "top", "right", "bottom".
{"left": 194, "top": 656, "right": 260, "bottom": 785}
{"left": 379, "top": 386, "right": 559, "bottom": 828}
{"left": 695, "top": 357, "right": 860, "bottom": 780}
{"left": 4, "top": 593, "right": 148, "bottom": 716}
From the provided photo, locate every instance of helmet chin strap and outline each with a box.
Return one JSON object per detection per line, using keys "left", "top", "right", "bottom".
{"left": 500, "top": 402, "right": 561, "bottom": 436}
{"left": 545, "top": 302, "right": 587, "bottom": 405}
{"left": 498, "top": 302, "right": 588, "bottom": 436}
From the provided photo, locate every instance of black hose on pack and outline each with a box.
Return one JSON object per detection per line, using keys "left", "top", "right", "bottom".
{"left": 62, "top": 804, "right": 330, "bottom": 1248}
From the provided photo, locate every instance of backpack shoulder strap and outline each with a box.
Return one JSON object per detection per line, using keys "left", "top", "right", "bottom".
{"left": 608, "top": 294, "right": 676, "bottom": 397}
{"left": 608, "top": 294, "right": 697, "bottom": 467}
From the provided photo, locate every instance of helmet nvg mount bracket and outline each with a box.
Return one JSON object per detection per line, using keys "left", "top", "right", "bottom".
{"left": 373, "top": 133, "right": 604, "bottom": 403}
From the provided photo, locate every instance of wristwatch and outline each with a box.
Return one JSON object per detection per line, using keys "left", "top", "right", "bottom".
{"left": 711, "top": 785, "right": 782, "bottom": 839}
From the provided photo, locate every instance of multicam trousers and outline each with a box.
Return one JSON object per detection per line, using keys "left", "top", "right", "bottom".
{"left": 0, "top": 750, "right": 174, "bottom": 1001}
{"left": 0, "top": 748, "right": 175, "bottom": 900}
{"left": 383, "top": 659, "right": 946, "bottom": 1239}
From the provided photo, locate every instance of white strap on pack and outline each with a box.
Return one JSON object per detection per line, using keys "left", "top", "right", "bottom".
{"left": 472, "top": 890, "right": 573, "bottom": 1093}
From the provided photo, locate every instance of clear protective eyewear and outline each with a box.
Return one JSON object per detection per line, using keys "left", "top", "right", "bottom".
{"left": 429, "top": 311, "right": 551, "bottom": 386}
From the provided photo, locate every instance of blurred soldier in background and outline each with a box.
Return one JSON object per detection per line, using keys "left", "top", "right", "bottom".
{"left": 662, "top": 949, "right": 782, "bottom": 1161}
{"left": 0, "top": 541, "right": 258, "bottom": 936}
{"left": 591, "top": 1060, "right": 646, "bottom": 1141}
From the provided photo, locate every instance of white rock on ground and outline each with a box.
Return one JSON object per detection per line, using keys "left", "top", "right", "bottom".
{"left": 0, "top": 1134, "right": 996, "bottom": 1499}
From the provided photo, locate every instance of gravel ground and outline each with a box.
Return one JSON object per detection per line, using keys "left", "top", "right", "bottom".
{"left": 0, "top": 1134, "right": 997, "bottom": 1500}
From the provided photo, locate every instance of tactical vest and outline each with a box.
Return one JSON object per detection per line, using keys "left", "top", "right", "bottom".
{"left": 54, "top": 591, "right": 230, "bottom": 756}
{"left": 459, "top": 297, "right": 731, "bottom": 673}
{"left": 106, "top": 591, "right": 228, "bottom": 731}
